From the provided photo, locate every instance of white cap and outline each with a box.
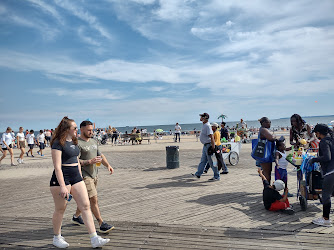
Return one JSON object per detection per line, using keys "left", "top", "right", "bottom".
{"left": 211, "top": 122, "right": 219, "bottom": 128}
{"left": 273, "top": 180, "right": 285, "bottom": 191}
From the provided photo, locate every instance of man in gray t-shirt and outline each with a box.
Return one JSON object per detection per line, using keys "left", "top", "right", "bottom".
{"left": 72, "top": 120, "right": 115, "bottom": 234}
{"left": 192, "top": 113, "right": 220, "bottom": 181}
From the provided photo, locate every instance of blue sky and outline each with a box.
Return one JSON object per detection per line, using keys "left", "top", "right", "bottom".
{"left": 0, "top": 0, "right": 334, "bottom": 131}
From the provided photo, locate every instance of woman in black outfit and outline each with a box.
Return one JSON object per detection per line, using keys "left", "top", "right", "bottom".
{"left": 309, "top": 124, "right": 334, "bottom": 227}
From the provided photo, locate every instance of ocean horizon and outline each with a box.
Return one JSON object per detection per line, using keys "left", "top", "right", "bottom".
{"left": 1, "top": 115, "right": 333, "bottom": 134}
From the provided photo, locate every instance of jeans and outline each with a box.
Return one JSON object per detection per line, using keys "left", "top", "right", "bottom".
{"left": 195, "top": 143, "right": 220, "bottom": 179}
{"left": 204, "top": 145, "right": 228, "bottom": 172}
{"left": 175, "top": 133, "right": 180, "bottom": 142}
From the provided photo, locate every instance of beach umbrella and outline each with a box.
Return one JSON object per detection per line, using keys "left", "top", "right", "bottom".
{"left": 156, "top": 129, "right": 163, "bottom": 133}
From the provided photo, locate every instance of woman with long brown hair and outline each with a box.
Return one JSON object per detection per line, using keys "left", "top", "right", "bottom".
{"left": 49, "top": 117, "right": 110, "bottom": 248}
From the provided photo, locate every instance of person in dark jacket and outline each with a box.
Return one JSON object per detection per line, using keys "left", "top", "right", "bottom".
{"left": 309, "top": 124, "right": 334, "bottom": 227}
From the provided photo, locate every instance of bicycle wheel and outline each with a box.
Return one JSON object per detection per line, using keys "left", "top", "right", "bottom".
{"left": 229, "top": 152, "right": 239, "bottom": 166}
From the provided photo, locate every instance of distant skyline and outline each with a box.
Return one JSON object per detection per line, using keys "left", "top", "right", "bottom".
{"left": 0, "top": 0, "right": 334, "bottom": 131}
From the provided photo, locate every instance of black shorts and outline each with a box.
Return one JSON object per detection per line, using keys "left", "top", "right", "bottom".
{"left": 50, "top": 165, "right": 83, "bottom": 186}
{"left": 45, "top": 136, "right": 51, "bottom": 142}
{"left": 2, "top": 144, "right": 13, "bottom": 150}
{"left": 39, "top": 143, "right": 45, "bottom": 150}
{"left": 28, "top": 144, "right": 34, "bottom": 149}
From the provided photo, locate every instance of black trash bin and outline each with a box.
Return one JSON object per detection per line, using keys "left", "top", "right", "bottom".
{"left": 166, "top": 146, "right": 179, "bottom": 169}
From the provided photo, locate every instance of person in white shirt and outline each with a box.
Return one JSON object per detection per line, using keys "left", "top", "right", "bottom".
{"left": 37, "top": 129, "right": 46, "bottom": 156}
{"left": 16, "top": 127, "right": 26, "bottom": 164}
{"left": 174, "top": 123, "right": 181, "bottom": 142}
{"left": 0, "top": 127, "right": 17, "bottom": 166}
{"left": 45, "top": 129, "right": 52, "bottom": 147}
{"left": 26, "top": 129, "right": 37, "bottom": 157}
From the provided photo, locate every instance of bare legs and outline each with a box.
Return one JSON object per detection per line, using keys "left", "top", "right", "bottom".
{"left": 50, "top": 181, "right": 96, "bottom": 236}
{"left": 261, "top": 162, "right": 273, "bottom": 183}
{"left": 19, "top": 147, "right": 25, "bottom": 161}
{"left": 75, "top": 195, "right": 103, "bottom": 226}
{"left": 0, "top": 148, "right": 15, "bottom": 165}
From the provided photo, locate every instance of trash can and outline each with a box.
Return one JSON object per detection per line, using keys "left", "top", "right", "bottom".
{"left": 166, "top": 146, "right": 179, "bottom": 169}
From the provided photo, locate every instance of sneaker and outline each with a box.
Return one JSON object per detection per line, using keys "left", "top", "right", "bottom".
{"left": 26, "top": 152, "right": 29, "bottom": 157}
{"left": 99, "top": 221, "right": 115, "bottom": 233}
{"left": 41, "top": 154, "right": 44, "bottom": 156}
{"left": 37, "top": 151, "right": 40, "bottom": 155}
{"left": 312, "top": 217, "right": 332, "bottom": 227}
{"left": 31, "top": 155, "right": 34, "bottom": 157}
{"left": 287, "top": 192, "right": 294, "bottom": 197}
{"left": 53, "top": 236, "right": 69, "bottom": 248}
{"left": 17, "top": 158, "right": 22, "bottom": 164}
{"left": 21, "top": 159, "right": 25, "bottom": 164}
{"left": 203, "top": 170, "right": 208, "bottom": 174}
{"left": 282, "top": 207, "right": 295, "bottom": 215}
{"left": 11, "top": 163, "right": 17, "bottom": 166}
{"left": 191, "top": 173, "right": 200, "bottom": 179}
{"left": 221, "top": 171, "right": 229, "bottom": 174}
{"left": 91, "top": 235, "right": 110, "bottom": 248}
{"left": 208, "top": 177, "right": 220, "bottom": 182}
{"left": 72, "top": 215, "right": 84, "bottom": 226}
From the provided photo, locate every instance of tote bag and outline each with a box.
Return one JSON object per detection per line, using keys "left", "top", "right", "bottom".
{"left": 251, "top": 133, "right": 275, "bottom": 163}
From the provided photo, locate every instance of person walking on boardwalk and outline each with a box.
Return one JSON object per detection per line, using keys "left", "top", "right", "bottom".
{"left": 203, "top": 122, "right": 228, "bottom": 174}
{"left": 71, "top": 120, "right": 115, "bottom": 234}
{"left": 309, "top": 124, "right": 334, "bottom": 227}
{"left": 174, "top": 123, "right": 181, "bottom": 142}
{"left": 0, "top": 127, "right": 17, "bottom": 166}
{"left": 49, "top": 117, "right": 110, "bottom": 248}
{"left": 16, "top": 127, "right": 26, "bottom": 164}
{"left": 192, "top": 113, "right": 220, "bottom": 181}
{"left": 37, "top": 129, "right": 46, "bottom": 156}
{"left": 26, "top": 129, "right": 37, "bottom": 157}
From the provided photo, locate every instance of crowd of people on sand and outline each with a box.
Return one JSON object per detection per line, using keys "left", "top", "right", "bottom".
{"left": 1, "top": 113, "right": 334, "bottom": 248}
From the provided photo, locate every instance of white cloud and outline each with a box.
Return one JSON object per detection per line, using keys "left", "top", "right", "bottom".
{"left": 152, "top": 0, "right": 195, "bottom": 21}
{"left": 77, "top": 26, "right": 101, "bottom": 46}
{"left": 27, "top": 0, "right": 64, "bottom": 24}
{"left": 5, "top": 14, "right": 59, "bottom": 40}
{"left": 150, "top": 86, "right": 165, "bottom": 92}
{"left": 54, "top": 0, "right": 112, "bottom": 40}
{"left": 36, "top": 88, "right": 126, "bottom": 100}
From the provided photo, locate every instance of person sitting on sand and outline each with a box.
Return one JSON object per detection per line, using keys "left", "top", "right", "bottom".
{"left": 258, "top": 168, "right": 294, "bottom": 215}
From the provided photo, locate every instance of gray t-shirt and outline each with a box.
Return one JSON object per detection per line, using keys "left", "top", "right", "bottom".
{"left": 77, "top": 137, "right": 101, "bottom": 179}
{"left": 200, "top": 122, "right": 213, "bottom": 144}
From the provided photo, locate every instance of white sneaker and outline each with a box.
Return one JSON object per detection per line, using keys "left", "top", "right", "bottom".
{"left": 21, "top": 159, "right": 25, "bottom": 164}
{"left": 91, "top": 235, "right": 110, "bottom": 248}
{"left": 17, "top": 158, "right": 21, "bottom": 164}
{"left": 53, "top": 236, "right": 69, "bottom": 248}
{"left": 312, "top": 217, "right": 332, "bottom": 227}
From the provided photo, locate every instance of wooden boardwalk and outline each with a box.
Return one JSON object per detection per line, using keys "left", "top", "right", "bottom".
{"left": 1, "top": 141, "right": 334, "bottom": 249}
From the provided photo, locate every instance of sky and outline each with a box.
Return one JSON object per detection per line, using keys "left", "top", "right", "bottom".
{"left": 0, "top": 0, "right": 334, "bottom": 131}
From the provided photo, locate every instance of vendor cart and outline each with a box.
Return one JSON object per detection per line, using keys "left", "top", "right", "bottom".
{"left": 221, "top": 142, "right": 241, "bottom": 166}
{"left": 287, "top": 150, "right": 322, "bottom": 211}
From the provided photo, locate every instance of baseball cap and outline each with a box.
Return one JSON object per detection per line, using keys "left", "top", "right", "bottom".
{"left": 199, "top": 113, "right": 210, "bottom": 119}
{"left": 312, "top": 123, "right": 330, "bottom": 134}
{"left": 211, "top": 122, "right": 218, "bottom": 127}
{"left": 273, "top": 180, "right": 285, "bottom": 191}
